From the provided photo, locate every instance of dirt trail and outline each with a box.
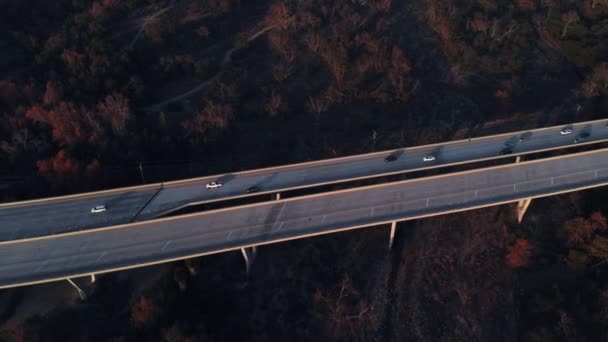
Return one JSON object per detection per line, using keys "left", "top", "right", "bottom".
{"left": 143, "top": 25, "right": 277, "bottom": 112}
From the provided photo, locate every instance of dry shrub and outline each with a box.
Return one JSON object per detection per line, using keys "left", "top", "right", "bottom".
{"left": 506, "top": 239, "right": 533, "bottom": 269}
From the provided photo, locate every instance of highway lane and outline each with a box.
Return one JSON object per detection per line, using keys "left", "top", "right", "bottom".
{"left": 1, "top": 148, "right": 607, "bottom": 289}
{"left": 0, "top": 188, "right": 161, "bottom": 240}
{"left": 139, "top": 119, "right": 608, "bottom": 218}
{"left": 1, "top": 119, "right": 607, "bottom": 240}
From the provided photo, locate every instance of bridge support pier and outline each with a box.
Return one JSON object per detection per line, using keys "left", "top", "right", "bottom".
{"left": 274, "top": 193, "right": 281, "bottom": 200}
{"left": 514, "top": 155, "right": 532, "bottom": 223}
{"left": 66, "top": 274, "right": 97, "bottom": 300}
{"left": 66, "top": 279, "right": 87, "bottom": 300}
{"left": 517, "top": 198, "right": 533, "bottom": 223}
{"left": 388, "top": 221, "right": 397, "bottom": 250}
{"left": 241, "top": 246, "right": 257, "bottom": 274}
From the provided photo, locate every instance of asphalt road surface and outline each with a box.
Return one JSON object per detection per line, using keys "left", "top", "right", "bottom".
{"left": 1, "top": 119, "right": 607, "bottom": 240}
{"left": 1, "top": 148, "right": 607, "bottom": 289}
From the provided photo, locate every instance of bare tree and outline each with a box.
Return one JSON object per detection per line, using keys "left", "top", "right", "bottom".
{"left": 303, "top": 31, "right": 320, "bottom": 53}
{"left": 561, "top": 11, "right": 580, "bottom": 38}
{"left": 307, "top": 96, "right": 327, "bottom": 122}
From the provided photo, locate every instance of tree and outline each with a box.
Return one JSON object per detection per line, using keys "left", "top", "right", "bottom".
{"left": 268, "top": 32, "right": 295, "bottom": 63}
{"left": 495, "top": 89, "right": 511, "bottom": 111}
{"left": 563, "top": 217, "right": 594, "bottom": 247}
{"left": 506, "top": 239, "right": 533, "bottom": 269}
{"left": 181, "top": 102, "right": 233, "bottom": 141}
{"left": 591, "top": 211, "right": 608, "bottom": 229}
{"left": 46, "top": 102, "right": 87, "bottom": 145}
{"left": 37, "top": 149, "right": 82, "bottom": 179}
{"left": 580, "top": 78, "right": 599, "bottom": 98}
{"left": 0, "top": 80, "right": 19, "bottom": 107}
{"left": 579, "top": 63, "right": 608, "bottom": 98}
{"left": 97, "top": 93, "right": 131, "bottom": 136}
{"left": 388, "top": 47, "right": 412, "bottom": 100}
{"left": 313, "top": 274, "right": 374, "bottom": 339}
{"left": 478, "top": 0, "right": 499, "bottom": 11}
{"left": 130, "top": 296, "right": 160, "bottom": 328}
{"left": 42, "top": 81, "right": 62, "bottom": 105}
{"left": 515, "top": 0, "right": 537, "bottom": 11}
{"left": 561, "top": 11, "right": 580, "bottom": 38}
{"left": 307, "top": 96, "right": 328, "bottom": 121}
{"left": 266, "top": 92, "right": 285, "bottom": 117}
{"left": 164, "top": 323, "right": 192, "bottom": 342}
{"left": 592, "top": 62, "right": 608, "bottom": 90}
{"left": 264, "top": 3, "right": 294, "bottom": 31}
{"left": 0, "top": 320, "right": 37, "bottom": 342}
{"left": 303, "top": 31, "right": 320, "bottom": 52}
{"left": 26, "top": 102, "right": 88, "bottom": 145}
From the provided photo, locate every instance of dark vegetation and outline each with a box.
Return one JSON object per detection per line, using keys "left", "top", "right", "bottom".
{"left": 1, "top": 0, "right": 608, "bottom": 340}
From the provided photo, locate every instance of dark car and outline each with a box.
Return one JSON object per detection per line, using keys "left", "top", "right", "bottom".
{"left": 574, "top": 132, "right": 590, "bottom": 143}
{"left": 384, "top": 155, "right": 397, "bottom": 162}
{"left": 519, "top": 132, "right": 532, "bottom": 142}
{"left": 499, "top": 147, "right": 513, "bottom": 155}
{"left": 246, "top": 186, "right": 260, "bottom": 193}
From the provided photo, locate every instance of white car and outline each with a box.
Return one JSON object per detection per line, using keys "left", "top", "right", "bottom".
{"left": 423, "top": 155, "right": 436, "bottom": 162}
{"left": 560, "top": 129, "right": 573, "bottom": 135}
{"left": 206, "top": 181, "right": 223, "bottom": 189}
{"left": 91, "top": 205, "right": 106, "bottom": 213}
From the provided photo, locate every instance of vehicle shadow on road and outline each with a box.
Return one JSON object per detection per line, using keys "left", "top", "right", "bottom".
{"left": 389, "top": 149, "right": 405, "bottom": 160}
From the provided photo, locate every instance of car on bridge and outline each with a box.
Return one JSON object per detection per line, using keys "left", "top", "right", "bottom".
{"left": 384, "top": 155, "right": 397, "bottom": 162}
{"left": 519, "top": 132, "right": 532, "bottom": 142}
{"left": 574, "top": 132, "right": 590, "bottom": 143}
{"left": 90, "top": 205, "right": 106, "bottom": 213}
{"left": 560, "top": 128, "right": 573, "bottom": 135}
{"left": 206, "top": 181, "right": 223, "bottom": 189}
{"left": 246, "top": 186, "right": 260, "bottom": 193}
{"left": 423, "top": 155, "right": 436, "bottom": 162}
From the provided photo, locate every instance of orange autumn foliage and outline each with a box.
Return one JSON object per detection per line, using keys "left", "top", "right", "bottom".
{"left": 506, "top": 239, "right": 533, "bottom": 269}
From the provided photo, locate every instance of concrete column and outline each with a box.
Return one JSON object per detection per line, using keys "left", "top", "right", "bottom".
{"left": 274, "top": 193, "right": 281, "bottom": 200}
{"left": 388, "top": 221, "right": 397, "bottom": 250}
{"left": 514, "top": 155, "right": 532, "bottom": 223}
{"left": 241, "top": 246, "right": 258, "bottom": 274}
{"left": 66, "top": 278, "right": 87, "bottom": 300}
{"left": 517, "top": 198, "right": 532, "bottom": 223}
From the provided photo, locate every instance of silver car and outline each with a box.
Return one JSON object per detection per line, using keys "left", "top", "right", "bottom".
{"left": 91, "top": 205, "right": 106, "bottom": 213}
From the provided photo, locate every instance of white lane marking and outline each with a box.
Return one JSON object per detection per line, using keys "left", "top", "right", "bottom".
{"left": 370, "top": 207, "right": 375, "bottom": 216}
{"left": 277, "top": 222, "right": 284, "bottom": 230}
{"left": 227, "top": 231, "right": 233, "bottom": 240}
{"left": 161, "top": 240, "right": 171, "bottom": 251}
{"left": 321, "top": 215, "right": 327, "bottom": 223}
{"left": 34, "top": 261, "right": 48, "bottom": 272}
{"left": 426, "top": 198, "right": 429, "bottom": 207}
{"left": 96, "top": 252, "right": 107, "bottom": 261}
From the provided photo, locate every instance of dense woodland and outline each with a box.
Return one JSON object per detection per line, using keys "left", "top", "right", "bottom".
{"left": 1, "top": 0, "right": 608, "bottom": 341}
